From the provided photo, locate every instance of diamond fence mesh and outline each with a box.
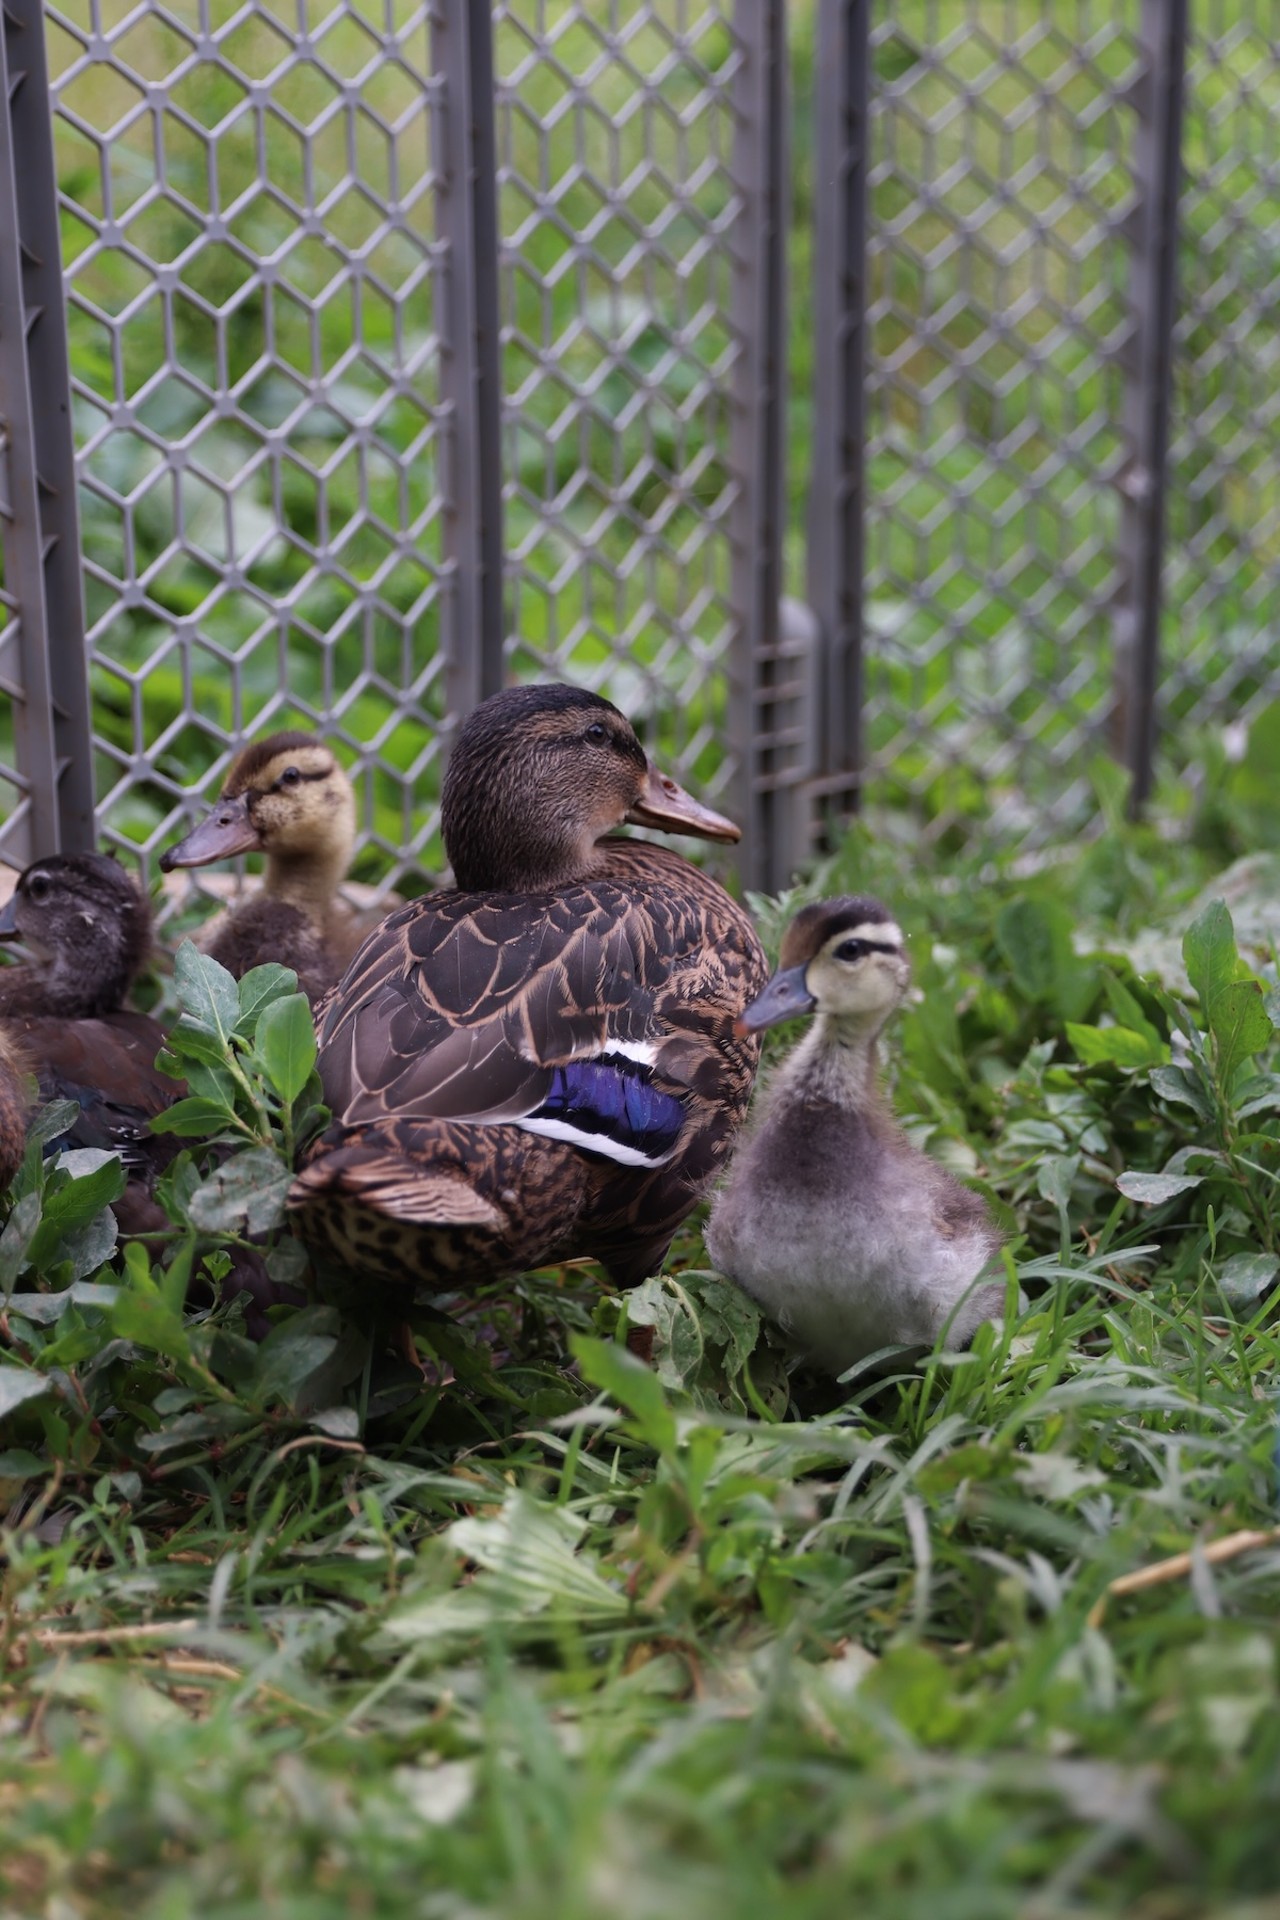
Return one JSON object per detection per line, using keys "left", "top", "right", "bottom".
{"left": 1165, "top": 5, "right": 1280, "bottom": 744}
{"left": 847, "top": 0, "right": 1145, "bottom": 845}
{"left": 43, "top": 0, "right": 454, "bottom": 904}
{"left": 0, "top": 1, "right": 1278, "bottom": 902}
{"left": 493, "top": 3, "right": 745, "bottom": 810}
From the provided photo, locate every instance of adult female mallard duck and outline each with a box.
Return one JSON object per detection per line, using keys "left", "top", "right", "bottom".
{"left": 705, "top": 897, "right": 1004, "bottom": 1375}
{"left": 159, "top": 732, "right": 359, "bottom": 1006}
{"left": 0, "top": 853, "right": 177, "bottom": 1224}
{"left": 289, "top": 682, "right": 769, "bottom": 1296}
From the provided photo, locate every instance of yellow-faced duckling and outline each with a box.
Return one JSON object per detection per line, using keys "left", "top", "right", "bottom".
{"left": 0, "top": 853, "right": 176, "bottom": 1228}
{"left": 705, "top": 897, "right": 1003, "bottom": 1375}
{"left": 160, "top": 733, "right": 359, "bottom": 1005}
{"left": 289, "top": 682, "right": 769, "bottom": 1297}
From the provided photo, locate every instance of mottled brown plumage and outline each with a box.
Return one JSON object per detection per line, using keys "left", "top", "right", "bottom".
{"left": 159, "top": 733, "right": 360, "bottom": 1005}
{"left": 289, "top": 683, "right": 769, "bottom": 1295}
{"left": 706, "top": 896, "right": 1003, "bottom": 1375}
{"left": 0, "top": 855, "right": 177, "bottom": 1220}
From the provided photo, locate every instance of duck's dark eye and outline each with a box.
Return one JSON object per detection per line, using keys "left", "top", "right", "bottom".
{"left": 833, "top": 938, "right": 868, "bottom": 964}
{"left": 280, "top": 767, "right": 302, "bottom": 786}
{"left": 26, "top": 873, "right": 50, "bottom": 903}
{"left": 583, "top": 722, "right": 609, "bottom": 746}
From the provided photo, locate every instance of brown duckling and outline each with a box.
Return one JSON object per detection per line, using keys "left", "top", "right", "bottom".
{"left": 159, "top": 733, "right": 359, "bottom": 1005}
{"left": 0, "top": 1030, "right": 32, "bottom": 1191}
{"left": 0, "top": 853, "right": 176, "bottom": 1226}
{"left": 705, "top": 897, "right": 1003, "bottom": 1376}
{"left": 289, "top": 682, "right": 769, "bottom": 1299}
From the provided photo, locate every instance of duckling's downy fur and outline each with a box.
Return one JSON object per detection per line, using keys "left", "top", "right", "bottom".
{"left": 706, "top": 896, "right": 1002, "bottom": 1376}
{"left": 160, "top": 733, "right": 359, "bottom": 1004}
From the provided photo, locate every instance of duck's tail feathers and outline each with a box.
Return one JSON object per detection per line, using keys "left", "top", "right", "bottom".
{"left": 288, "top": 1147, "right": 506, "bottom": 1230}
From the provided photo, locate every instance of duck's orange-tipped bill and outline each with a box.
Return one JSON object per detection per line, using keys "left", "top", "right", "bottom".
{"left": 159, "top": 795, "right": 261, "bottom": 871}
{"left": 733, "top": 964, "right": 816, "bottom": 1035}
{"left": 625, "top": 764, "right": 741, "bottom": 843}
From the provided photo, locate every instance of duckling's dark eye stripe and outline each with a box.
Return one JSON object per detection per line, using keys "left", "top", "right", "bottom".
{"left": 833, "top": 937, "right": 901, "bottom": 962}
{"left": 271, "top": 767, "right": 331, "bottom": 791}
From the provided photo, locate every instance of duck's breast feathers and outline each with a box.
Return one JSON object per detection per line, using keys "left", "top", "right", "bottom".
{"left": 317, "top": 851, "right": 765, "bottom": 1171}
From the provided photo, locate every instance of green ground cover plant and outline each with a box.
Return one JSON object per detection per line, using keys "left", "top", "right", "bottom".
{"left": 2, "top": 755, "right": 1280, "bottom": 1917}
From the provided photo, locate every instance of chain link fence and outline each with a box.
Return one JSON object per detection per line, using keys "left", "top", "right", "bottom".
{"left": 0, "top": 1, "right": 1277, "bottom": 899}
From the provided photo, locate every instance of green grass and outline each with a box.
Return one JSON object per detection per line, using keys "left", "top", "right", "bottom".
{"left": 4, "top": 797, "right": 1280, "bottom": 1915}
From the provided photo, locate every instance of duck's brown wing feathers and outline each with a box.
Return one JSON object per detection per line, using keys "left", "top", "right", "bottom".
{"left": 293, "top": 842, "right": 767, "bottom": 1289}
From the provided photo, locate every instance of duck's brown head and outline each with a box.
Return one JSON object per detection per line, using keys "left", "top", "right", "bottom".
{"left": 735, "top": 896, "right": 910, "bottom": 1036}
{"left": 441, "top": 683, "right": 740, "bottom": 892}
{"left": 159, "top": 734, "right": 356, "bottom": 893}
{"left": 0, "top": 852, "right": 153, "bottom": 1017}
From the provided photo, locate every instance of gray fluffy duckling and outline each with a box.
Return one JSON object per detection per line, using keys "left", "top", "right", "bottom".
{"left": 705, "top": 896, "right": 1003, "bottom": 1376}
{"left": 160, "top": 733, "right": 359, "bottom": 1006}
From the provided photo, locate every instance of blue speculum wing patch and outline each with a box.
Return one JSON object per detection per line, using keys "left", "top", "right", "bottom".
{"left": 534, "top": 1057, "right": 686, "bottom": 1163}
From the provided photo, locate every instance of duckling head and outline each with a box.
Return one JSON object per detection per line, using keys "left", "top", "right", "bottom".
{"left": 442, "top": 683, "right": 740, "bottom": 891}
{"left": 160, "top": 733, "right": 356, "bottom": 911}
{"left": 736, "top": 896, "right": 910, "bottom": 1042}
{"left": 0, "top": 852, "right": 153, "bottom": 1016}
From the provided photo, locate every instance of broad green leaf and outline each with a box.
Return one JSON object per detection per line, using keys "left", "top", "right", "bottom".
{"left": 189, "top": 1148, "right": 293, "bottom": 1236}
{"left": 309, "top": 1405, "right": 359, "bottom": 1438}
{"left": 135, "top": 1405, "right": 254, "bottom": 1454}
{"left": 0, "top": 1191, "right": 42, "bottom": 1293}
{"left": 49, "top": 1208, "right": 118, "bottom": 1284}
{"left": 111, "top": 1252, "right": 192, "bottom": 1363}
{"left": 5, "top": 1282, "right": 120, "bottom": 1324}
{"left": 1065, "top": 1022, "right": 1166, "bottom": 1069}
{"left": 0, "top": 1448, "right": 47, "bottom": 1479}
{"left": 1036, "top": 1153, "right": 1080, "bottom": 1216}
{"left": 1116, "top": 1170, "right": 1204, "bottom": 1205}
{"left": 1211, "top": 979, "right": 1272, "bottom": 1086}
{"left": 26, "top": 1099, "right": 83, "bottom": 1151}
{"left": 1182, "top": 899, "right": 1241, "bottom": 1014}
{"left": 149, "top": 1096, "right": 239, "bottom": 1138}
{"left": 178, "top": 1060, "right": 238, "bottom": 1107}
{"left": 254, "top": 1311, "right": 338, "bottom": 1410}
{"left": 1215, "top": 1252, "right": 1280, "bottom": 1303}
{"left": 23, "top": 1153, "right": 125, "bottom": 1276}
{"left": 995, "top": 897, "right": 1070, "bottom": 1004}
{"left": 1101, "top": 970, "right": 1165, "bottom": 1050}
{"left": 162, "top": 1015, "right": 235, "bottom": 1069}
{"left": 571, "top": 1334, "right": 678, "bottom": 1454}
{"left": 174, "top": 940, "right": 239, "bottom": 1040}
{"left": 995, "top": 897, "right": 1096, "bottom": 1022}
{"left": 0, "top": 1364, "right": 51, "bottom": 1419}
{"left": 254, "top": 992, "right": 316, "bottom": 1105}
{"left": 1149, "top": 1064, "right": 1214, "bottom": 1121}
{"left": 236, "top": 963, "right": 301, "bottom": 1032}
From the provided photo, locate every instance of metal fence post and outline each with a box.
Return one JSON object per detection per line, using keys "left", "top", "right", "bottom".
{"left": 1113, "top": 0, "right": 1188, "bottom": 808}
{"left": 0, "top": 0, "right": 95, "bottom": 860}
{"left": 804, "top": 0, "right": 870, "bottom": 844}
{"left": 434, "top": 0, "right": 505, "bottom": 726}
{"left": 729, "top": 0, "right": 792, "bottom": 895}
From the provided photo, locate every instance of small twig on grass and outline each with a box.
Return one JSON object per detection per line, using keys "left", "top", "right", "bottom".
{"left": 271, "top": 1434, "right": 366, "bottom": 1463}
{"left": 1088, "top": 1527, "right": 1280, "bottom": 1628}
{"left": 29, "top": 1618, "right": 200, "bottom": 1648}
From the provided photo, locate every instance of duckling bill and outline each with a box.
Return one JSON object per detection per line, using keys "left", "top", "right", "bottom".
{"left": 706, "top": 896, "right": 1003, "bottom": 1377}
